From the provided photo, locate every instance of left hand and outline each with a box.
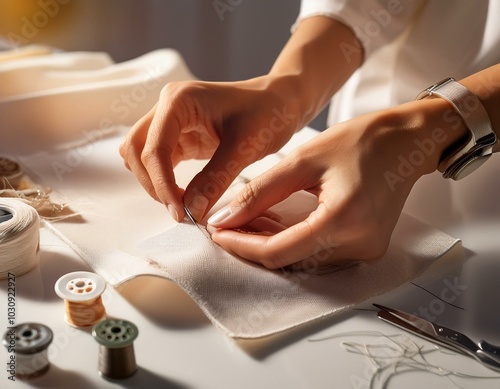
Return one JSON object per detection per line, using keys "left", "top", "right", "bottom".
{"left": 207, "top": 99, "right": 458, "bottom": 269}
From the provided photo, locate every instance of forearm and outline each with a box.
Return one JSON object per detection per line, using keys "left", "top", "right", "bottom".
{"left": 267, "top": 16, "right": 363, "bottom": 128}
{"left": 460, "top": 64, "right": 500, "bottom": 152}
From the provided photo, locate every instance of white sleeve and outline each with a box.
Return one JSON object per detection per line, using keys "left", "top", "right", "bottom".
{"left": 293, "top": 0, "right": 426, "bottom": 59}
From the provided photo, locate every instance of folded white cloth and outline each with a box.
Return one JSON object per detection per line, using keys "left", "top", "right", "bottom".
{"left": 125, "top": 213, "right": 459, "bottom": 338}
{"left": 0, "top": 48, "right": 194, "bottom": 154}
{"left": 21, "top": 131, "right": 460, "bottom": 339}
{"left": 4, "top": 50, "right": 461, "bottom": 339}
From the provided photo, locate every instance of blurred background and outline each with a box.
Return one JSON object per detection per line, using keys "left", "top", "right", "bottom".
{"left": 0, "top": 0, "right": 328, "bottom": 130}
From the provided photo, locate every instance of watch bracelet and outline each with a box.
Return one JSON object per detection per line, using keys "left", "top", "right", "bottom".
{"left": 416, "top": 78, "right": 496, "bottom": 179}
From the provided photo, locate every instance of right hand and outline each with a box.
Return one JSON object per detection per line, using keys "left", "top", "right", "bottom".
{"left": 119, "top": 77, "right": 301, "bottom": 222}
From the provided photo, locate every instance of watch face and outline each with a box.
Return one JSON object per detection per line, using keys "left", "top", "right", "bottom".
{"left": 450, "top": 154, "right": 491, "bottom": 180}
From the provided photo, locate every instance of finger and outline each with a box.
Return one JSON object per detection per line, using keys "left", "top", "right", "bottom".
{"left": 119, "top": 106, "right": 162, "bottom": 203}
{"left": 183, "top": 136, "right": 247, "bottom": 221}
{"left": 207, "top": 153, "right": 315, "bottom": 229}
{"left": 140, "top": 90, "right": 185, "bottom": 219}
{"left": 242, "top": 216, "right": 287, "bottom": 234}
{"left": 212, "top": 202, "right": 340, "bottom": 269}
{"left": 208, "top": 217, "right": 282, "bottom": 236}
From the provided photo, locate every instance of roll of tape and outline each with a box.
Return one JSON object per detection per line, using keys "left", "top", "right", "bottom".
{"left": 0, "top": 198, "right": 40, "bottom": 279}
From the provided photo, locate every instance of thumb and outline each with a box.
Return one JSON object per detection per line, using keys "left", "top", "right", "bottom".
{"left": 207, "top": 157, "right": 307, "bottom": 228}
{"left": 182, "top": 138, "right": 248, "bottom": 221}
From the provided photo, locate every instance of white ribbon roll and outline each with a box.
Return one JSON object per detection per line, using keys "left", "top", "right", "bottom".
{"left": 0, "top": 198, "right": 40, "bottom": 279}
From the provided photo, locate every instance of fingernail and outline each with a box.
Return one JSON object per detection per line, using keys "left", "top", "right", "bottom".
{"left": 167, "top": 204, "right": 179, "bottom": 222}
{"left": 187, "top": 194, "right": 209, "bottom": 221}
{"left": 207, "top": 205, "right": 240, "bottom": 226}
{"left": 207, "top": 206, "right": 231, "bottom": 225}
{"left": 206, "top": 224, "right": 217, "bottom": 236}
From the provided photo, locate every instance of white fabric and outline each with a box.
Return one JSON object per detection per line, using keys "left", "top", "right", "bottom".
{"left": 21, "top": 132, "right": 460, "bottom": 339}
{"left": 1, "top": 50, "right": 461, "bottom": 339}
{"left": 0, "top": 48, "right": 194, "bottom": 154}
{"left": 295, "top": 0, "right": 500, "bottom": 125}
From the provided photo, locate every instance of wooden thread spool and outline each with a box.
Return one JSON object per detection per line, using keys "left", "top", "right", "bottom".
{"left": 2, "top": 322, "right": 53, "bottom": 378}
{"left": 92, "top": 319, "right": 139, "bottom": 380}
{"left": 54, "top": 271, "right": 106, "bottom": 327}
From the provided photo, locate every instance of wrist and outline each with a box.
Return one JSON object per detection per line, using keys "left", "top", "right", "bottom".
{"left": 242, "top": 74, "right": 310, "bottom": 132}
{"left": 376, "top": 98, "right": 468, "bottom": 184}
{"left": 401, "top": 98, "right": 470, "bottom": 176}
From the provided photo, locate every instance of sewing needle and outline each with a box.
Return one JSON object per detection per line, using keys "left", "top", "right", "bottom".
{"left": 183, "top": 205, "right": 211, "bottom": 240}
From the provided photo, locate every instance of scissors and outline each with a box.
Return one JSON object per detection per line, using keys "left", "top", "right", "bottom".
{"left": 374, "top": 303, "right": 500, "bottom": 372}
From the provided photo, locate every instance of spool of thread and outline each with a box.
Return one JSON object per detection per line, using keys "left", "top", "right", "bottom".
{"left": 54, "top": 271, "right": 107, "bottom": 327}
{"left": 92, "top": 319, "right": 139, "bottom": 380}
{"left": 0, "top": 198, "right": 40, "bottom": 279}
{"left": 0, "top": 157, "right": 24, "bottom": 189}
{"left": 2, "top": 322, "right": 53, "bottom": 378}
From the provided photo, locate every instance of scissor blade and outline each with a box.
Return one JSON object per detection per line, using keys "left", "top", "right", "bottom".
{"left": 376, "top": 308, "right": 435, "bottom": 340}
{"left": 375, "top": 306, "right": 462, "bottom": 352}
{"left": 374, "top": 304, "right": 476, "bottom": 356}
{"left": 373, "top": 304, "right": 438, "bottom": 337}
{"left": 375, "top": 304, "right": 500, "bottom": 372}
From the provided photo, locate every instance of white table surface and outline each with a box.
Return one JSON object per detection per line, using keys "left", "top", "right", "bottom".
{"left": 1, "top": 127, "right": 500, "bottom": 389}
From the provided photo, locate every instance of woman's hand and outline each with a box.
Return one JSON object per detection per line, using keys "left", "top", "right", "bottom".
{"left": 119, "top": 77, "right": 301, "bottom": 222}
{"left": 119, "top": 15, "right": 365, "bottom": 223}
{"left": 119, "top": 16, "right": 366, "bottom": 223}
{"left": 208, "top": 98, "right": 467, "bottom": 269}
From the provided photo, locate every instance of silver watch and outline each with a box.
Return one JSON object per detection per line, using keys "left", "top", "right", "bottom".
{"left": 416, "top": 77, "right": 497, "bottom": 180}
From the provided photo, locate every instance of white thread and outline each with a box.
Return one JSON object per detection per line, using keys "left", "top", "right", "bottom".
{"left": 0, "top": 198, "right": 40, "bottom": 279}
{"left": 309, "top": 331, "right": 500, "bottom": 389}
